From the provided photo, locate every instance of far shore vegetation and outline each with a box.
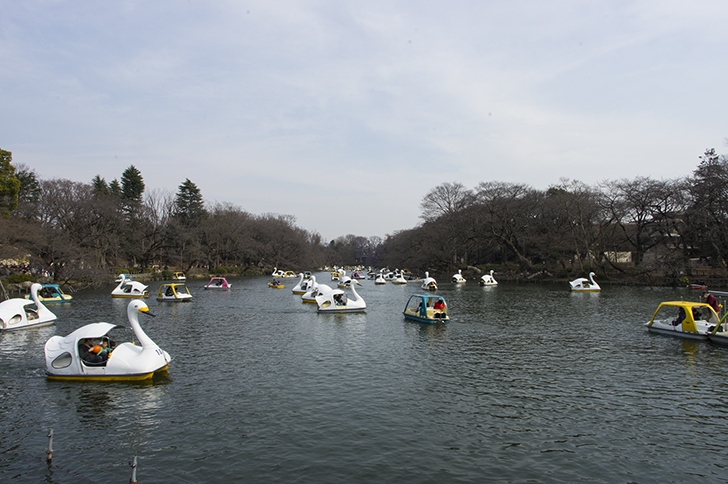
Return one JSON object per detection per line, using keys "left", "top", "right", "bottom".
{"left": 2, "top": 146, "right": 728, "bottom": 292}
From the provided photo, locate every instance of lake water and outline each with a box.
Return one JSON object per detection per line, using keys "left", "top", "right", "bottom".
{"left": 2, "top": 274, "right": 728, "bottom": 483}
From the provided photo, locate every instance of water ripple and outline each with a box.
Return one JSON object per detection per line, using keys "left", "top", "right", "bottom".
{"left": 2, "top": 278, "right": 728, "bottom": 482}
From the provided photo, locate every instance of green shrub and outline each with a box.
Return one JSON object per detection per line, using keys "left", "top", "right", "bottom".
{"left": 113, "top": 267, "right": 140, "bottom": 275}
{"left": 7, "top": 273, "right": 35, "bottom": 283}
{"left": 161, "top": 270, "right": 174, "bottom": 280}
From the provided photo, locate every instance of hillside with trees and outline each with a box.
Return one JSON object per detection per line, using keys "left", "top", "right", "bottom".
{"left": 379, "top": 147, "right": 728, "bottom": 286}
{"left": 1, "top": 146, "right": 727, "bottom": 288}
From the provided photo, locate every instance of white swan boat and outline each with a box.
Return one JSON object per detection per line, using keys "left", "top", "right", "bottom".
{"left": 645, "top": 301, "right": 718, "bottom": 340}
{"left": 115, "top": 273, "right": 132, "bottom": 283}
{"left": 337, "top": 276, "right": 353, "bottom": 289}
{"left": 44, "top": 299, "right": 172, "bottom": 381}
{"left": 374, "top": 272, "right": 386, "bottom": 285}
{"left": 479, "top": 270, "right": 498, "bottom": 286}
{"left": 24, "top": 284, "right": 73, "bottom": 302}
{"left": 271, "top": 267, "right": 285, "bottom": 277}
{"left": 421, "top": 272, "right": 438, "bottom": 291}
{"left": 316, "top": 281, "right": 366, "bottom": 312}
{"left": 392, "top": 271, "right": 407, "bottom": 285}
{"left": 301, "top": 276, "right": 333, "bottom": 303}
{"left": 569, "top": 272, "right": 600, "bottom": 292}
{"left": 452, "top": 270, "right": 466, "bottom": 284}
{"left": 292, "top": 273, "right": 314, "bottom": 295}
{"left": 111, "top": 273, "right": 149, "bottom": 298}
{"left": 0, "top": 283, "right": 57, "bottom": 331}
{"left": 157, "top": 283, "right": 193, "bottom": 302}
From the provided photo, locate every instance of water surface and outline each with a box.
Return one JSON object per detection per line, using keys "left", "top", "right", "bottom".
{"left": 1, "top": 275, "right": 726, "bottom": 483}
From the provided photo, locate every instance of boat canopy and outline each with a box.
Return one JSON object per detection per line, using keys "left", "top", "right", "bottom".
{"left": 403, "top": 294, "right": 449, "bottom": 323}
{"left": 648, "top": 301, "right": 719, "bottom": 334}
{"left": 59, "top": 322, "right": 120, "bottom": 345}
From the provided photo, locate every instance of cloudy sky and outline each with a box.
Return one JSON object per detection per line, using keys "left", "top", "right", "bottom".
{"left": 2, "top": 1, "right": 726, "bottom": 241}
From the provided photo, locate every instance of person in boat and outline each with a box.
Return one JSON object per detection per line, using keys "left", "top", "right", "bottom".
{"left": 97, "top": 338, "right": 114, "bottom": 358}
{"left": 334, "top": 294, "right": 345, "bottom": 306}
{"left": 166, "top": 286, "right": 174, "bottom": 296}
{"left": 703, "top": 291, "right": 720, "bottom": 314}
{"left": 692, "top": 306, "right": 702, "bottom": 321}
{"left": 90, "top": 344, "right": 108, "bottom": 364}
{"left": 79, "top": 338, "right": 105, "bottom": 364}
{"left": 78, "top": 338, "right": 94, "bottom": 361}
{"left": 434, "top": 298, "right": 445, "bottom": 310}
{"left": 673, "top": 307, "right": 686, "bottom": 326}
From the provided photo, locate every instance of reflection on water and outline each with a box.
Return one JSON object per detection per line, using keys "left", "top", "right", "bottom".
{"left": 416, "top": 321, "right": 448, "bottom": 343}
{"left": 75, "top": 386, "right": 114, "bottom": 422}
{"left": 2, "top": 276, "right": 728, "bottom": 482}
{"left": 0, "top": 325, "right": 55, "bottom": 355}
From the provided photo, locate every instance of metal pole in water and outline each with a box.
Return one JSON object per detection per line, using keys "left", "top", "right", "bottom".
{"left": 46, "top": 428, "right": 53, "bottom": 465}
{"left": 129, "top": 455, "right": 138, "bottom": 484}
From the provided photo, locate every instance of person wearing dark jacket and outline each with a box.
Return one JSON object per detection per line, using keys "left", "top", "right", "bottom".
{"left": 703, "top": 291, "right": 720, "bottom": 315}
{"left": 78, "top": 338, "right": 105, "bottom": 364}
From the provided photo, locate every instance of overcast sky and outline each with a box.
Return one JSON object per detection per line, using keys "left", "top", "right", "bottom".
{"left": 2, "top": 1, "right": 727, "bottom": 241}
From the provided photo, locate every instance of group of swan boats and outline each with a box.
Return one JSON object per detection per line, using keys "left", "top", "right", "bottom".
{"left": 272, "top": 269, "right": 450, "bottom": 322}
{"left": 0, "top": 283, "right": 171, "bottom": 381}
{"left": 112, "top": 273, "right": 232, "bottom": 301}
{"left": 5, "top": 268, "right": 727, "bottom": 381}
{"left": 277, "top": 268, "right": 603, "bottom": 320}
{"left": 0, "top": 272, "right": 232, "bottom": 381}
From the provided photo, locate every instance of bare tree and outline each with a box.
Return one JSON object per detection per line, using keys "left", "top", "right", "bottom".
{"left": 419, "top": 182, "right": 474, "bottom": 222}
{"left": 543, "top": 179, "right": 604, "bottom": 272}
{"left": 471, "top": 182, "right": 540, "bottom": 269}
{"left": 600, "top": 177, "right": 670, "bottom": 266}
{"left": 685, "top": 149, "right": 728, "bottom": 264}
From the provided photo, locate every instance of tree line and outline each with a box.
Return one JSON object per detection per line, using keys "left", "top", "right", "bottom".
{"left": 0, "top": 150, "right": 338, "bottom": 285}
{"left": 378, "top": 147, "right": 728, "bottom": 284}
{"left": 1, "top": 146, "right": 727, "bottom": 285}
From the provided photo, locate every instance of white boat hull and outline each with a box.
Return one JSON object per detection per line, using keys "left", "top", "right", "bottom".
{"left": 645, "top": 320, "right": 710, "bottom": 340}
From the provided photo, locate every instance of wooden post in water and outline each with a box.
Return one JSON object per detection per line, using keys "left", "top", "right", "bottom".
{"left": 129, "top": 455, "right": 138, "bottom": 484}
{"left": 46, "top": 428, "right": 53, "bottom": 465}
